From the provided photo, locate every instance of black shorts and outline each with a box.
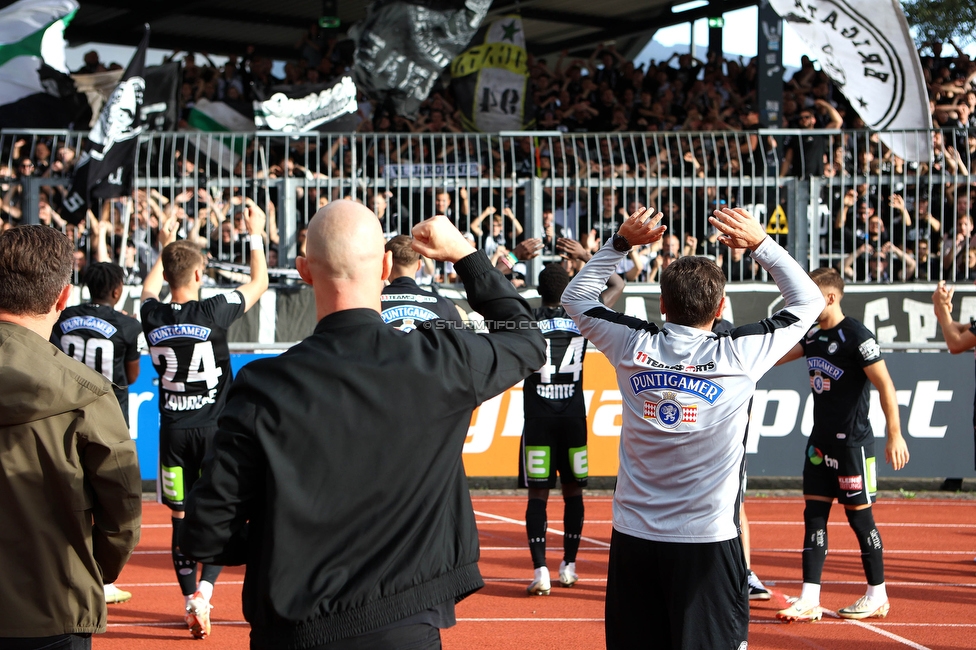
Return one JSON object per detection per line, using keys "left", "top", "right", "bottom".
{"left": 517, "top": 416, "right": 588, "bottom": 489}
{"left": 605, "top": 529, "right": 749, "bottom": 650}
{"left": 803, "top": 441, "right": 877, "bottom": 506}
{"left": 158, "top": 425, "right": 217, "bottom": 511}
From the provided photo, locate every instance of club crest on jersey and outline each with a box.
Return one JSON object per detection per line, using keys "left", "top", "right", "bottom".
{"left": 629, "top": 370, "right": 723, "bottom": 403}
{"left": 643, "top": 391, "right": 697, "bottom": 429}
{"left": 60, "top": 316, "right": 117, "bottom": 338}
{"left": 148, "top": 324, "right": 212, "bottom": 345}
{"left": 827, "top": 341, "right": 839, "bottom": 354}
{"left": 810, "top": 371, "right": 831, "bottom": 393}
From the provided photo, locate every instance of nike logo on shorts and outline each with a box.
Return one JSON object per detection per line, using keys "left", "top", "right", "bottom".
{"left": 846, "top": 491, "right": 862, "bottom": 498}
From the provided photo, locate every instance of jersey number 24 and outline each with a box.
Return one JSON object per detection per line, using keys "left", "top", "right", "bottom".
{"left": 149, "top": 342, "right": 222, "bottom": 391}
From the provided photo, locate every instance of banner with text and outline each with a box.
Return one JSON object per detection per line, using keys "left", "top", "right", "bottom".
{"left": 126, "top": 349, "right": 974, "bottom": 481}
{"left": 767, "top": 0, "right": 932, "bottom": 161}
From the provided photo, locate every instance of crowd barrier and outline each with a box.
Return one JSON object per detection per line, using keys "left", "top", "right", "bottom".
{"left": 3, "top": 127, "right": 975, "bottom": 286}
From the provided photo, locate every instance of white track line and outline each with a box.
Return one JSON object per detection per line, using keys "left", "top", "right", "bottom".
{"left": 474, "top": 510, "right": 610, "bottom": 548}
{"left": 819, "top": 608, "right": 932, "bottom": 650}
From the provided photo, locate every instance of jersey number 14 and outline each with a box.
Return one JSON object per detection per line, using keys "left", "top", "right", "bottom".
{"left": 538, "top": 336, "right": 584, "bottom": 383}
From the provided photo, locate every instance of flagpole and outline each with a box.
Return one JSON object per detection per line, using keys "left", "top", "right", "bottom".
{"left": 119, "top": 197, "right": 131, "bottom": 266}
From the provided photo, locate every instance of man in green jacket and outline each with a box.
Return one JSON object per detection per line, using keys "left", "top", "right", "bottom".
{"left": 0, "top": 225, "right": 142, "bottom": 650}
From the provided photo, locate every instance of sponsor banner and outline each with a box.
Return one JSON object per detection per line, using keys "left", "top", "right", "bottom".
{"left": 385, "top": 162, "right": 480, "bottom": 178}
{"left": 768, "top": 0, "right": 932, "bottom": 161}
{"left": 127, "top": 349, "right": 975, "bottom": 480}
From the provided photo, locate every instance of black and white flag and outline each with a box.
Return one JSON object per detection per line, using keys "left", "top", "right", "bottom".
{"left": 350, "top": 0, "right": 490, "bottom": 117}
{"left": 767, "top": 0, "right": 932, "bottom": 162}
{"left": 63, "top": 26, "right": 148, "bottom": 224}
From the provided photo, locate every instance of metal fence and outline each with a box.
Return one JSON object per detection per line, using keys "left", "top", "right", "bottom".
{"left": 2, "top": 127, "right": 973, "bottom": 287}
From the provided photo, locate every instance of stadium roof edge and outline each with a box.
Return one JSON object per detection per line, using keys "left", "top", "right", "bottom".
{"left": 62, "top": 0, "right": 755, "bottom": 62}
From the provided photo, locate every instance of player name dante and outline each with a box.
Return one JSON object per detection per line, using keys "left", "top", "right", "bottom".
{"left": 629, "top": 370, "right": 723, "bottom": 404}
{"left": 535, "top": 383, "right": 575, "bottom": 399}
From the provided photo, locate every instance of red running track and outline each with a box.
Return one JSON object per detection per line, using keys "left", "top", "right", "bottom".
{"left": 98, "top": 497, "right": 976, "bottom": 649}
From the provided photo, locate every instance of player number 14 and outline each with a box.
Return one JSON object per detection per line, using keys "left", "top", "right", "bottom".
{"left": 538, "top": 336, "right": 584, "bottom": 384}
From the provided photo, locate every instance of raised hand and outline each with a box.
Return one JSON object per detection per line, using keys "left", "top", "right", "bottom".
{"left": 708, "top": 207, "right": 767, "bottom": 250}
{"left": 617, "top": 207, "right": 666, "bottom": 247}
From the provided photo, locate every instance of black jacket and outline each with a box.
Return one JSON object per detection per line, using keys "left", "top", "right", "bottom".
{"left": 180, "top": 251, "right": 545, "bottom": 648}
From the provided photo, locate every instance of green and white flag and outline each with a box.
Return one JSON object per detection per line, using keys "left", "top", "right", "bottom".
{"left": 186, "top": 99, "right": 255, "bottom": 172}
{"left": 0, "top": 0, "right": 77, "bottom": 111}
{"left": 188, "top": 98, "right": 255, "bottom": 133}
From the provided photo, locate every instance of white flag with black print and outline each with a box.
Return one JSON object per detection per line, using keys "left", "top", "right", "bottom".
{"left": 767, "top": 0, "right": 932, "bottom": 162}
{"left": 63, "top": 26, "right": 148, "bottom": 225}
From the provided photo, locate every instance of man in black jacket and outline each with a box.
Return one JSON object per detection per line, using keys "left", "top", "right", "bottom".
{"left": 180, "top": 201, "right": 546, "bottom": 649}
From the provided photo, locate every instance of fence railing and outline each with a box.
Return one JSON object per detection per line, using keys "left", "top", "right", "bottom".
{"left": 2, "top": 127, "right": 972, "bottom": 287}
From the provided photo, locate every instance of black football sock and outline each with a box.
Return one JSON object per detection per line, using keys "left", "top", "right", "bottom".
{"left": 171, "top": 517, "right": 198, "bottom": 597}
{"left": 846, "top": 507, "right": 885, "bottom": 585}
{"left": 562, "top": 494, "right": 584, "bottom": 563}
{"left": 526, "top": 498, "right": 548, "bottom": 569}
{"left": 801, "top": 500, "right": 832, "bottom": 585}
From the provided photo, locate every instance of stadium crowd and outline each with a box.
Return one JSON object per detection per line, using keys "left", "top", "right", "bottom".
{"left": 2, "top": 34, "right": 976, "bottom": 288}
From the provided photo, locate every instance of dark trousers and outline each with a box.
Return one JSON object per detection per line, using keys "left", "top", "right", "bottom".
{"left": 254, "top": 624, "right": 441, "bottom": 650}
{"left": 1, "top": 635, "right": 92, "bottom": 650}
{"left": 605, "top": 529, "right": 749, "bottom": 650}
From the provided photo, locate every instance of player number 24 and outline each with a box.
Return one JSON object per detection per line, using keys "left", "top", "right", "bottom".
{"left": 149, "top": 342, "right": 222, "bottom": 392}
{"left": 538, "top": 336, "right": 584, "bottom": 384}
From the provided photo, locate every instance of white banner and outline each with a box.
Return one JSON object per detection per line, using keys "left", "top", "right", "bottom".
{"left": 768, "top": 0, "right": 932, "bottom": 162}
{"left": 253, "top": 76, "right": 357, "bottom": 132}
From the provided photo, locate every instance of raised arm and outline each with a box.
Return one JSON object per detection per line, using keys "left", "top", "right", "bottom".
{"left": 412, "top": 216, "right": 546, "bottom": 402}
{"left": 708, "top": 207, "right": 825, "bottom": 379}
{"left": 140, "top": 213, "right": 179, "bottom": 302}
{"left": 932, "top": 281, "right": 976, "bottom": 353}
{"left": 562, "top": 207, "right": 666, "bottom": 365}
{"left": 235, "top": 198, "right": 269, "bottom": 313}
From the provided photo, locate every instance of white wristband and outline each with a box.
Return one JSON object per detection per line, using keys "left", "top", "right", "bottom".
{"left": 249, "top": 234, "right": 264, "bottom": 249}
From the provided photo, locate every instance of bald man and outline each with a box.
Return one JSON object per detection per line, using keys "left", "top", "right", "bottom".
{"left": 180, "top": 201, "right": 546, "bottom": 650}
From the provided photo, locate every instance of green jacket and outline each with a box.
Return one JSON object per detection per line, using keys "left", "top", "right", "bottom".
{"left": 0, "top": 321, "right": 142, "bottom": 637}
